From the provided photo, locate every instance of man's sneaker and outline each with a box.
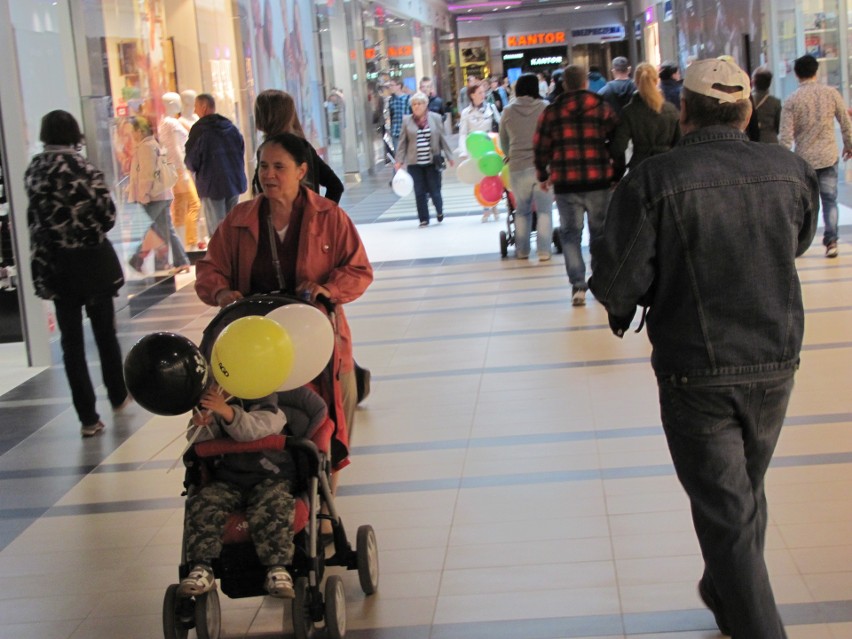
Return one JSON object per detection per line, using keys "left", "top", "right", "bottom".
{"left": 826, "top": 242, "right": 839, "bottom": 258}
{"left": 178, "top": 564, "right": 215, "bottom": 597}
{"left": 265, "top": 566, "right": 295, "bottom": 598}
{"left": 81, "top": 421, "right": 105, "bottom": 437}
{"left": 571, "top": 287, "right": 586, "bottom": 306}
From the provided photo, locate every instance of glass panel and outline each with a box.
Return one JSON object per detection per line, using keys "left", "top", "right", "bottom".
{"left": 802, "top": 0, "right": 841, "bottom": 90}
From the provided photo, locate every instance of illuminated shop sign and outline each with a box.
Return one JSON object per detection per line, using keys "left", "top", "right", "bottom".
{"left": 387, "top": 45, "right": 413, "bottom": 57}
{"left": 502, "top": 53, "right": 524, "bottom": 60}
{"left": 506, "top": 31, "right": 566, "bottom": 47}
{"left": 570, "top": 25, "right": 625, "bottom": 40}
{"left": 531, "top": 56, "right": 563, "bottom": 66}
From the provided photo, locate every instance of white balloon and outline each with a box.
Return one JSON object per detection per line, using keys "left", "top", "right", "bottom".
{"left": 265, "top": 304, "right": 335, "bottom": 391}
{"left": 391, "top": 169, "right": 414, "bottom": 197}
{"left": 456, "top": 158, "right": 484, "bottom": 185}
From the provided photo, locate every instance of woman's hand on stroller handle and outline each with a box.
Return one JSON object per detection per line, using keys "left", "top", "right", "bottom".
{"left": 215, "top": 289, "right": 244, "bottom": 308}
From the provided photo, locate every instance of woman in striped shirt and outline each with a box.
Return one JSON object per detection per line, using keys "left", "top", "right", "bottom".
{"left": 395, "top": 93, "right": 455, "bottom": 227}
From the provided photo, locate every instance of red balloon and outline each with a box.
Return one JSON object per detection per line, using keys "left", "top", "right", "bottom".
{"left": 479, "top": 175, "right": 504, "bottom": 202}
{"left": 474, "top": 183, "right": 501, "bottom": 207}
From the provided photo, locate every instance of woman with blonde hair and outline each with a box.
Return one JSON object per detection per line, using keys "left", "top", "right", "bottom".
{"left": 611, "top": 62, "right": 681, "bottom": 175}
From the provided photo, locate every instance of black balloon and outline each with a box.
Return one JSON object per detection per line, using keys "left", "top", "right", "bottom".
{"left": 124, "top": 332, "right": 210, "bottom": 416}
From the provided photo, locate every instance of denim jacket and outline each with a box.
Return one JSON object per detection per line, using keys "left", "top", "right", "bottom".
{"left": 589, "top": 126, "right": 820, "bottom": 382}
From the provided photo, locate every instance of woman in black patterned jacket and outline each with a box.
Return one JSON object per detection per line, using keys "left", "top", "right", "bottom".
{"left": 24, "top": 110, "right": 130, "bottom": 437}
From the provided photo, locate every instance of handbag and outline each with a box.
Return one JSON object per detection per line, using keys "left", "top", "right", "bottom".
{"left": 354, "top": 361, "right": 371, "bottom": 404}
{"left": 433, "top": 153, "right": 446, "bottom": 171}
{"left": 151, "top": 146, "right": 178, "bottom": 196}
{"left": 53, "top": 240, "right": 124, "bottom": 302}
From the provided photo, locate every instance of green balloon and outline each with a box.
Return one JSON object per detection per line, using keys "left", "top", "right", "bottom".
{"left": 478, "top": 151, "right": 503, "bottom": 177}
{"left": 466, "top": 131, "right": 493, "bottom": 159}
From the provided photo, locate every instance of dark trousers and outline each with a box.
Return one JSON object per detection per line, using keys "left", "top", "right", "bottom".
{"left": 54, "top": 295, "right": 127, "bottom": 427}
{"left": 408, "top": 163, "right": 443, "bottom": 223}
{"left": 659, "top": 374, "right": 793, "bottom": 639}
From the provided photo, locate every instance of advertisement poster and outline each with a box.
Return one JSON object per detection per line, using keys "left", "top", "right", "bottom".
{"left": 673, "top": 0, "right": 761, "bottom": 71}
{"left": 241, "top": 0, "right": 327, "bottom": 154}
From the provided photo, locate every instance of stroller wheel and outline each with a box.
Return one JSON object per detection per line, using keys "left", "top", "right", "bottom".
{"left": 194, "top": 588, "right": 221, "bottom": 639}
{"left": 324, "top": 575, "right": 347, "bottom": 639}
{"left": 356, "top": 524, "right": 379, "bottom": 595}
{"left": 499, "top": 231, "right": 509, "bottom": 258}
{"left": 162, "top": 584, "right": 191, "bottom": 639}
{"left": 292, "top": 576, "right": 316, "bottom": 639}
{"left": 552, "top": 229, "right": 563, "bottom": 254}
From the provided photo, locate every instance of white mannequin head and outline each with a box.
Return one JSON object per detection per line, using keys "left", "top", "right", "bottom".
{"left": 180, "top": 90, "right": 198, "bottom": 117}
{"left": 162, "top": 92, "right": 181, "bottom": 117}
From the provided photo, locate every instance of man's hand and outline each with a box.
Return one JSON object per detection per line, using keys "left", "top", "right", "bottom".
{"left": 538, "top": 179, "right": 550, "bottom": 192}
{"left": 843, "top": 147, "right": 852, "bottom": 161}
{"left": 296, "top": 282, "right": 332, "bottom": 303}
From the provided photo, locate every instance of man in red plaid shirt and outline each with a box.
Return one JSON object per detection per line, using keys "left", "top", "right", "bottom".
{"left": 534, "top": 65, "right": 619, "bottom": 306}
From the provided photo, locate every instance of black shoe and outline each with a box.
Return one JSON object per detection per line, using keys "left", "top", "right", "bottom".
{"left": 128, "top": 254, "right": 145, "bottom": 273}
{"left": 419, "top": 221, "right": 429, "bottom": 227}
{"left": 698, "top": 578, "right": 731, "bottom": 636}
{"left": 437, "top": 212, "right": 444, "bottom": 223}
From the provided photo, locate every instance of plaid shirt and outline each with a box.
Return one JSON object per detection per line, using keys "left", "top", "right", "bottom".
{"left": 388, "top": 93, "right": 410, "bottom": 137}
{"left": 534, "top": 90, "right": 618, "bottom": 192}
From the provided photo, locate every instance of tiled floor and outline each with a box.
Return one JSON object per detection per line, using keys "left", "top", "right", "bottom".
{"left": 0, "top": 169, "right": 850, "bottom": 639}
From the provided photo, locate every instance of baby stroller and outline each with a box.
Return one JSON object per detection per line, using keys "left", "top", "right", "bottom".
{"left": 498, "top": 189, "right": 562, "bottom": 258}
{"left": 162, "top": 294, "right": 379, "bottom": 639}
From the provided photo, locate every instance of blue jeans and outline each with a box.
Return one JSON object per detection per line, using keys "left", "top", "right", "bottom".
{"left": 408, "top": 164, "right": 443, "bottom": 224}
{"left": 659, "top": 374, "right": 793, "bottom": 639}
{"left": 815, "top": 163, "right": 838, "bottom": 246}
{"left": 510, "top": 168, "right": 554, "bottom": 258}
{"left": 554, "top": 190, "right": 610, "bottom": 288}
{"left": 143, "top": 200, "right": 189, "bottom": 267}
{"left": 202, "top": 195, "right": 239, "bottom": 238}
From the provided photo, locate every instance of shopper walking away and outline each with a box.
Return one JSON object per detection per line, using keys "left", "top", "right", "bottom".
{"left": 185, "top": 93, "right": 247, "bottom": 238}
{"left": 779, "top": 54, "right": 852, "bottom": 258}
{"left": 534, "top": 65, "right": 618, "bottom": 306}
{"left": 24, "top": 110, "right": 130, "bottom": 437}
{"left": 499, "top": 73, "right": 554, "bottom": 260}
{"left": 598, "top": 56, "right": 636, "bottom": 117}
{"left": 610, "top": 62, "right": 681, "bottom": 176}
{"left": 590, "top": 58, "right": 819, "bottom": 639}
{"left": 747, "top": 68, "right": 782, "bottom": 144}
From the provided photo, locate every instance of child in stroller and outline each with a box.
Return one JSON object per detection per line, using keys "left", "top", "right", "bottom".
{"left": 178, "top": 384, "right": 298, "bottom": 600}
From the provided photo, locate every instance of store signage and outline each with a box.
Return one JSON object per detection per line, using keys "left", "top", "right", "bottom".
{"left": 506, "top": 31, "right": 566, "bottom": 47}
{"left": 570, "top": 25, "right": 625, "bottom": 40}
{"left": 531, "top": 56, "right": 563, "bottom": 66}
{"left": 387, "top": 45, "right": 413, "bottom": 57}
{"left": 503, "top": 53, "right": 524, "bottom": 60}
{"left": 645, "top": 6, "right": 654, "bottom": 23}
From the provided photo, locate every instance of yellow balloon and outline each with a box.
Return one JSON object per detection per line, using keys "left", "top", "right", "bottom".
{"left": 211, "top": 316, "right": 294, "bottom": 399}
{"left": 500, "top": 164, "right": 511, "bottom": 189}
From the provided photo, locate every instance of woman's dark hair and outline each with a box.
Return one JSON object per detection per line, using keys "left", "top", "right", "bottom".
{"left": 514, "top": 73, "right": 540, "bottom": 99}
{"left": 258, "top": 132, "right": 309, "bottom": 166}
{"left": 39, "top": 110, "right": 83, "bottom": 146}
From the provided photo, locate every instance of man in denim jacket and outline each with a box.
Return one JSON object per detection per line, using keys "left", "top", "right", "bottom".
{"left": 590, "top": 58, "right": 819, "bottom": 638}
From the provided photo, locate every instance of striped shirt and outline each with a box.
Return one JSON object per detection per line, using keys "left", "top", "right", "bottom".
{"left": 416, "top": 126, "right": 432, "bottom": 165}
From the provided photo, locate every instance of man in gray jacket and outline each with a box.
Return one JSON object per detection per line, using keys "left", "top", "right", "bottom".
{"left": 499, "top": 73, "right": 554, "bottom": 260}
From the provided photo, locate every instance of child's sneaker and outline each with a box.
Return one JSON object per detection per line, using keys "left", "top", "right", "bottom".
{"left": 265, "top": 566, "right": 295, "bottom": 598}
{"left": 178, "top": 564, "right": 215, "bottom": 596}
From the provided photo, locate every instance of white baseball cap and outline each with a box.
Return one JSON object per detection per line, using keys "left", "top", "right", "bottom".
{"left": 683, "top": 58, "right": 751, "bottom": 103}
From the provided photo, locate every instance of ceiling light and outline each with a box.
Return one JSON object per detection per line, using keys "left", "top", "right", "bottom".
{"left": 448, "top": 1, "right": 522, "bottom": 10}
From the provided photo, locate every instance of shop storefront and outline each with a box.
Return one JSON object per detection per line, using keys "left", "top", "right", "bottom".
{"left": 0, "top": 0, "right": 450, "bottom": 365}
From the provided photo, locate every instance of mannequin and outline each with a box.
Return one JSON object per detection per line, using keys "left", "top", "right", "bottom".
{"left": 160, "top": 92, "right": 204, "bottom": 250}
{"left": 179, "top": 89, "right": 200, "bottom": 131}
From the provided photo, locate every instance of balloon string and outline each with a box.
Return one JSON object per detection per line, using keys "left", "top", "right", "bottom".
{"left": 168, "top": 422, "right": 211, "bottom": 473}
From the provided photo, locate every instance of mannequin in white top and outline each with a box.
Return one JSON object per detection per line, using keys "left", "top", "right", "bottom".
{"left": 179, "top": 90, "right": 200, "bottom": 131}
{"left": 159, "top": 92, "right": 203, "bottom": 250}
